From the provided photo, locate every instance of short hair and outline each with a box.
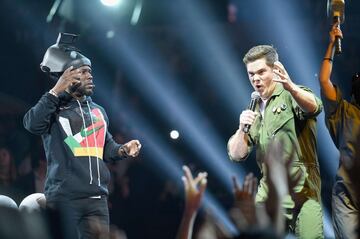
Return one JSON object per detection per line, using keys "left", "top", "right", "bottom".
{"left": 243, "top": 45, "right": 279, "bottom": 66}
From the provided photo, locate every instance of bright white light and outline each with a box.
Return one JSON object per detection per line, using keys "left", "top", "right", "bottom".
{"left": 106, "top": 30, "right": 115, "bottom": 39}
{"left": 131, "top": 0, "right": 143, "bottom": 25}
{"left": 100, "top": 0, "right": 121, "bottom": 7}
{"left": 170, "top": 130, "right": 179, "bottom": 140}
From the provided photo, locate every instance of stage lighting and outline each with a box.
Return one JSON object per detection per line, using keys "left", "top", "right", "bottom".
{"left": 170, "top": 130, "right": 179, "bottom": 140}
{"left": 130, "top": 0, "right": 143, "bottom": 25}
{"left": 100, "top": 0, "right": 122, "bottom": 7}
{"left": 106, "top": 30, "right": 115, "bottom": 38}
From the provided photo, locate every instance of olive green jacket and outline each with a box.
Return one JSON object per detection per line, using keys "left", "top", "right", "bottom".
{"left": 230, "top": 83, "right": 323, "bottom": 209}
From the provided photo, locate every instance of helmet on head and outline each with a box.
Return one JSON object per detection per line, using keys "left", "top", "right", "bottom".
{"left": 40, "top": 33, "right": 91, "bottom": 74}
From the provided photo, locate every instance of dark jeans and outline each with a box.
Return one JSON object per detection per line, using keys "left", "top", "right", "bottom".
{"left": 47, "top": 196, "right": 109, "bottom": 239}
{"left": 332, "top": 182, "right": 359, "bottom": 239}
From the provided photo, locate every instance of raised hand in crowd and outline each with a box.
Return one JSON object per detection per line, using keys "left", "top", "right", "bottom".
{"left": 176, "top": 165, "right": 207, "bottom": 239}
{"left": 230, "top": 173, "right": 258, "bottom": 229}
{"left": 230, "top": 171, "right": 281, "bottom": 239}
{"left": 262, "top": 140, "right": 290, "bottom": 236}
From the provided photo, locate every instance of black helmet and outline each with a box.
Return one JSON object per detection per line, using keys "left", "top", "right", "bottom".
{"left": 40, "top": 33, "right": 91, "bottom": 73}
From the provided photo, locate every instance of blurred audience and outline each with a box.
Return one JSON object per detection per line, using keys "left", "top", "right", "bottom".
{"left": 0, "top": 144, "right": 17, "bottom": 187}
{"left": 176, "top": 138, "right": 329, "bottom": 239}
{"left": 0, "top": 143, "right": 22, "bottom": 203}
{"left": 15, "top": 139, "right": 46, "bottom": 198}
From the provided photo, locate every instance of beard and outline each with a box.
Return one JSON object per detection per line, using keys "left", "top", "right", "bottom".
{"left": 74, "top": 84, "right": 94, "bottom": 97}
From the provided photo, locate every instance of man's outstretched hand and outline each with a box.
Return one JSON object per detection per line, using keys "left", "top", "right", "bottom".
{"left": 120, "top": 140, "right": 142, "bottom": 157}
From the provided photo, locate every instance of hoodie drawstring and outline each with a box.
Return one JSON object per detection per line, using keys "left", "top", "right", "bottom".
{"left": 86, "top": 101, "right": 101, "bottom": 186}
{"left": 77, "top": 100, "right": 93, "bottom": 184}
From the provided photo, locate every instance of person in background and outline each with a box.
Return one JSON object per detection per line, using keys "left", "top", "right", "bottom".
{"left": 319, "top": 22, "right": 359, "bottom": 239}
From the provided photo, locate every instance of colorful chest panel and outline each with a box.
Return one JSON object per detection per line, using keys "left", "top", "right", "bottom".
{"left": 59, "top": 108, "right": 107, "bottom": 159}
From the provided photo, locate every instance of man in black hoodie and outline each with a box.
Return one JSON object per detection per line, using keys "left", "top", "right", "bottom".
{"left": 23, "top": 33, "right": 141, "bottom": 239}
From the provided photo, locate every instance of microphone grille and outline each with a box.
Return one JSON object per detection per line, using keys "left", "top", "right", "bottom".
{"left": 331, "top": 0, "right": 345, "bottom": 22}
{"left": 251, "top": 91, "right": 260, "bottom": 99}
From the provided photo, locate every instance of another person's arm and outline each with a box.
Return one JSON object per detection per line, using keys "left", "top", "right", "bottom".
{"left": 319, "top": 23, "right": 343, "bottom": 101}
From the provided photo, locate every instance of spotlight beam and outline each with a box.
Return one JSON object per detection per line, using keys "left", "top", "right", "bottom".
{"left": 96, "top": 31, "right": 246, "bottom": 191}
{"left": 46, "top": 0, "right": 64, "bottom": 23}
{"left": 171, "top": 0, "right": 252, "bottom": 116}
{"left": 130, "top": 0, "right": 143, "bottom": 25}
{"left": 92, "top": 75, "right": 239, "bottom": 236}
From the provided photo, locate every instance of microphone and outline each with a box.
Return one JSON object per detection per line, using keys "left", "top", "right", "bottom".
{"left": 243, "top": 91, "right": 260, "bottom": 134}
{"left": 330, "top": 0, "right": 345, "bottom": 54}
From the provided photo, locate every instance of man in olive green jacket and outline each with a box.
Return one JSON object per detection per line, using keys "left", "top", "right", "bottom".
{"left": 228, "top": 45, "right": 324, "bottom": 238}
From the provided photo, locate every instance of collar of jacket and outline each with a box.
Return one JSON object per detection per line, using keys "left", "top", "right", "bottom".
{"left": 58, "top": 91, "right": 92, "bottom": 106}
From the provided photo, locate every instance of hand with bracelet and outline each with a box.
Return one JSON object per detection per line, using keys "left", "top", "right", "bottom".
{"left": 318, "top": 22, "right": 343, "bottom": 101}
{"left": 49, "top": 66, "right": 82, "bottom": 97}
{"left": 324, "top": 23, "right": 343, "bottom": 62}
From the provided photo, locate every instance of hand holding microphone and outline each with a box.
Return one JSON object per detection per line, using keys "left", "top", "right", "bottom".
{"left": 328, "top": 0, "right": 345, "bottom": 54}
{"left": 241, "top": 91, "right": 260, "bottom": 134}
{"left": 329, "top": 23, "right": 343, "bottom": 48}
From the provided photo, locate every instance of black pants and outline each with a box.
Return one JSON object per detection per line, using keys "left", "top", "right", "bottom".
{"left": 332, "top": 182, "right": 358, "bottom": 239}
{"left": 47, "top": 197, "right": 109, "bottom": 239}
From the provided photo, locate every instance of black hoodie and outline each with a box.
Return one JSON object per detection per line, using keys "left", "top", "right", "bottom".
{"left": 24, "top": 92, "right": 124, "bottom": 203}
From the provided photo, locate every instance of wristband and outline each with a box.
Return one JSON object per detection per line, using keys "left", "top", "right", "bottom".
{"left": 119, "top": 146, "right": 129, "bottom": 157}
{"left": 49, "top": 89, "right": 59, "bottom": 97}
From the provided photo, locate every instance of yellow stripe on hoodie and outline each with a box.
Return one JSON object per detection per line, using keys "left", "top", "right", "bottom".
{"left": 73, "top": 147, "right": 104, "bottom": 159}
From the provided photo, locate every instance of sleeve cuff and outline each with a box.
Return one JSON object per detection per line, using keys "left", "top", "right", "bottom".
{"left": 45, "top": 92, "right": 60, "bottom": 104}
{"left": 321, "top": 86, "right": 342, "bottom": 116}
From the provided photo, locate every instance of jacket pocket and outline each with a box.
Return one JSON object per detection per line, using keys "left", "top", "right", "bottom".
{"left": 267, "top": 109, "right": 294, "bottom": 138}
